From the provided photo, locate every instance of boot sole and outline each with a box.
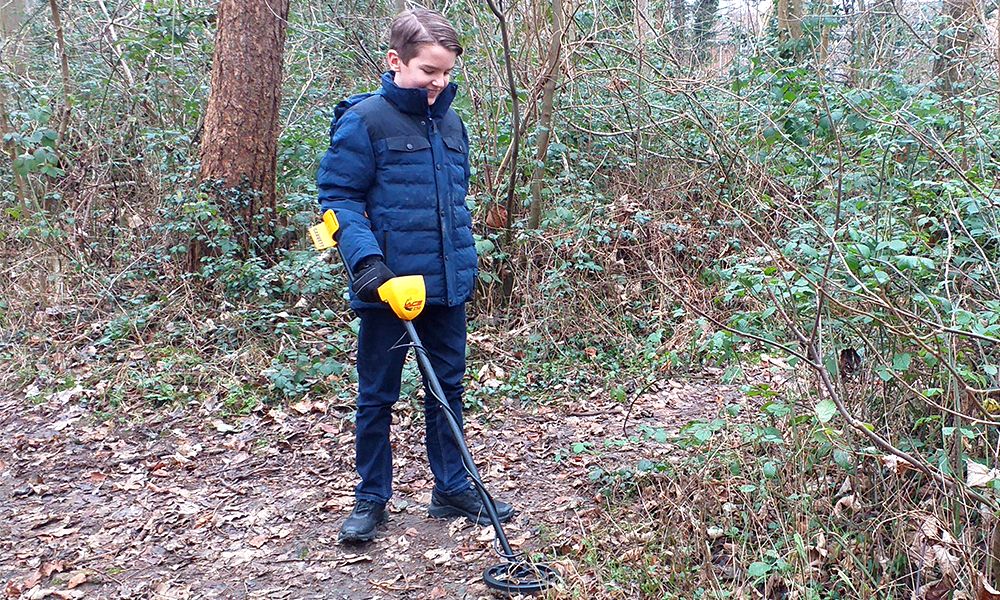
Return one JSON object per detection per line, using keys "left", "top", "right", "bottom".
{"left": 428, "top": 504, "right": 514, "bottom": 525}
{"left": 338, "top": 514, "right": 387, "bottom": 543}
{"left": 338, "top": 529, "right": 379, "bottom": 543}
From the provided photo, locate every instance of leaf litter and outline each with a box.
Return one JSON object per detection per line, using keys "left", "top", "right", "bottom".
{"left": 0, "top": 373, "right": 730, "bottom": 597}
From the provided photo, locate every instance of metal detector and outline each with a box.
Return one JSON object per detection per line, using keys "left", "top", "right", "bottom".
{"left": 309, "top": 211, "right": 560, "bottom": 595}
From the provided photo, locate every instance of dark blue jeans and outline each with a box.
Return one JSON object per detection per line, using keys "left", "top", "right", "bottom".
{"left": 353, "top": 304, "right": 471, "bottom": 503}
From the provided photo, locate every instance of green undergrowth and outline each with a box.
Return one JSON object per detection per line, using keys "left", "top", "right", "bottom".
{"left": 567, "top": 379, "right": 996, "bottom": 598}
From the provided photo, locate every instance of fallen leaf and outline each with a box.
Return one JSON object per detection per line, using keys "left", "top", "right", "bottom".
{"left": 424, "top": 548, "right": 452, "bottom": 566}
{"left": 22, "top": 570, "right": 42, "bottom": 590}
{"left": 978, "top": 573, "right": 1000, "bottom": 600}
{"left": 50, "top": 386, "right": 85, "bottom": 405}
{"left": 477, "top": 526, "right": 496, "bottom": 543}
{"left": 967, "top": 461, "right": 1000, "bottom": 488}
{"left": 43, "top": 527, "right": 79, "bottom": 538}
{"left": 37, "top": 590, "right": 85, "bottom": 599}
{"left": 39, "top": 562, "right": 65, "bottom": 578}
{"left": 833, "top": 494, "right": 856, "bottom": 516}
{"left": 922, "top": 575, "right": 953, "bottom": 600}
{"left": 4, "top": 580, "right": 23, "bottom": 597}
{"left": 484, "top": 204, "right": 507, "bottom": 229}
{"left": 66, "top": 573, "right": 86, "bottom": 589}
{"left": 290, "top": 401, "right": 312, "bottom": 414}
{"left": 211, "top": 420, "right": 236, "bottom": 433}
{"left": 50, "top": 416, "right": 81, "bottom": 432}
{"left": 247, "top": 535, "right": 268, "bottom": 549}
{"left": 882, "top": 454, "right": 918, "bottom": 475}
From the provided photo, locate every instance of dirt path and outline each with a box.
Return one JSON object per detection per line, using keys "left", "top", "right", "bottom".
{"left": 0, "top": 377, "right": 736, "bottom": 599}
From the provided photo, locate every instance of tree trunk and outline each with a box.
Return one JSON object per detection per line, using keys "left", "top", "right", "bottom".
{"left": 1, "top": 0, "right": 28, "bottom": 211}
{"left": 691, "top": 0, "right": 718, "bottom": 62}
{"left": 778, "top": 0, "right": 803, "bottom": 41}
{"left": 48, "top": 0, "right": 71, "bottom": 145}
{"left": 1, "top": 0, "right": 26, "bottom": 76}
{"left": 527, "top": 0, "right": 563, "bottom": 230}
{"left": 670, "top": 0, "right": 686, "bottom": 58}
{"left": 789, "top": 0, "right": 803, "bottom": 40}
{"left": 932, "top": 0, "right": 980, "bottom": 96}
{"left": 195, "top": 0, "right": 290, "bottom": 268}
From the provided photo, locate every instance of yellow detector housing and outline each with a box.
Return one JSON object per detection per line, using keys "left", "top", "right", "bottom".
{"left": 308, "top": 210, "right": 340, "bottom": 251}
{"left": 377, "top": 275, "right": 426, "bottom": 321}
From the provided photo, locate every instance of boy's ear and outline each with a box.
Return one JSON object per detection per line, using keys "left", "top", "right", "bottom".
{"left": 386, "top": 49, "right": 403, "bottom": 72}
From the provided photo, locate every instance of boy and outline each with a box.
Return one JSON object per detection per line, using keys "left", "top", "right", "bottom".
{"left": 316, "top": 8, "right": 514, "bottom": 543}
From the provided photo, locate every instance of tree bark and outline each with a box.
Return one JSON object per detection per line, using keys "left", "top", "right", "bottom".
{"left": 48, "top": 0, "right": 71, "bottom": 145}
{"left": 1, "top": 0, "right": 28, "bottom": 211}
{"left": 789, "top": 0, "right": 803, "bottom": 39}
{"left": 778, "top": 0, "right": 803, "bottom": 41}
{"left": 485, "top": 0, "right": 521, "bottom": 307}
{"left": 527, "top": 0, "right": 563, "bottom": 230}
{"left": 195, "top": 0, "right": 290, "bottom": 267}
{"left": 670, "top": 0, "right": 686, "bottom": 58}
{"left": 691, "top": 0, "right": 718, "bottom": 62}
{"left": 932, "top": 0, "right": 980, "bottom": 96}
{"left": 1, "top": 0, "right": 26, "bottom": 76}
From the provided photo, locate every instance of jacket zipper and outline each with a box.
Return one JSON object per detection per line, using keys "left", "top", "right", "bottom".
{"left": 427, "top": 114, "right": 450, "bottom": 302}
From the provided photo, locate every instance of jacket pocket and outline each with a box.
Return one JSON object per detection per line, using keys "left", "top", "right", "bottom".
{"left": 442, "top": 136, "right": 466, "bottom": 167}
{"left": 385, "top": 136, "right": 431, "bottom": 153}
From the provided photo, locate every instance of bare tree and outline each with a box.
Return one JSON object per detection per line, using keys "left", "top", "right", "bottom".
{"left": 932, "top": 0, "right": 981, "bottom": 95}
{"left": 777, "top": 0, "right": 803, "bottom": 40}
{"left": 528, "top": 0, "right": 564, "bottom": 229}
{"left": 1, "top": 0, "right": 28, "bottom": 211}
{"left": 195, "top": 0, "right": 290, "bottom": 266}
{"left": 48, "top": 0, "right": 71, "bottom": 145}
{"left": 1, "top": 0, "right": 26, "bottom": 75}
{"left": 670, "top": 0, "right": 687, "bottom": 56}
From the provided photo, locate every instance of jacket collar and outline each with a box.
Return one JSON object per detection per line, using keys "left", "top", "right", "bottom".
{"left": 379, "top": 71, "right": 457, "bottom": 118}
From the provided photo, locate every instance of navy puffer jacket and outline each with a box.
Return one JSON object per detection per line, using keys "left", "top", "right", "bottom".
{"left": 317, "top": 72, "right": 477, "bottom": 310}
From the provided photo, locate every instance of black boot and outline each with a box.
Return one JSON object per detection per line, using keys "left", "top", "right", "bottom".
{"left": 428, "top": 488, "right": 514, "bottom": 525}
{"left": 339, "top": 499, "right": 387, "bottom": 543}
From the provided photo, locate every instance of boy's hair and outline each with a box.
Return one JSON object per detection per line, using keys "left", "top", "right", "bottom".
{"left": 389, "top": 9, "right": 463, "bottom": 63}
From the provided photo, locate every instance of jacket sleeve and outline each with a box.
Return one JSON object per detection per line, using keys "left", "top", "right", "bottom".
{"left": 316, "top": 111, "right": 381, "bottom": 272}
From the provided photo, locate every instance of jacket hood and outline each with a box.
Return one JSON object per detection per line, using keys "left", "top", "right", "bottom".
{"left": 378, "top": 71, "right": 457, "bottom": 118}
{"left": 333, "top": 91, "right": 373, "bottom": 124}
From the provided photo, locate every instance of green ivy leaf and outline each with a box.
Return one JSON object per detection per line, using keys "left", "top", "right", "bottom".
{"left": 833, "top": 449, "right": 854, "bottom": 472}
{"left": 747, "top": 561, "right": 770, "bottom": 578}
{"left": 816, "top": 398, "right": 837, "bottom": 423}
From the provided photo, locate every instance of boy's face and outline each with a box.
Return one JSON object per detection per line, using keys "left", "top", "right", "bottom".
{"left": 387, "top": 43, "right": 457, "bottom": 105}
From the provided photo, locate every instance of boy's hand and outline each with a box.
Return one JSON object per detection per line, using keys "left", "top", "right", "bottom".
{"left": 352, "top": 256, "right": 395, "bottom": 302}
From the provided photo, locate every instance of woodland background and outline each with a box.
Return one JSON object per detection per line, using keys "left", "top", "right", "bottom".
{"left": 1, "top": 0, "right": 1000, "bottom": 597}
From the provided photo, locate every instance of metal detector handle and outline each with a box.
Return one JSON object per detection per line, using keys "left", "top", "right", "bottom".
{"left": 309, "top": 210, "right": 357, "bottom": 286}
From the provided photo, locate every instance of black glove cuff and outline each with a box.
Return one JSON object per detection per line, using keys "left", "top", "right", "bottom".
{"left": 353, "top": 255, "right": 382, "bottom": 276}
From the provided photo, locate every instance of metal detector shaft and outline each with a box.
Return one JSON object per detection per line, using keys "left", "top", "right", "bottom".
{"left": 402, "top": 319, "right": 516, "bottom": 558}
{"left": 327, "top": 237, "right": 515, "bottom": 557}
